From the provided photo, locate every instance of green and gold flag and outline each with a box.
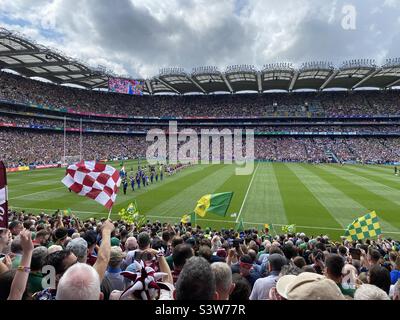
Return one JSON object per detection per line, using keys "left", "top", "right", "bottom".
{"left": 344, "top": 211, "right": 382, "bottom": 241}
{"left": 282, "top": 224, "right": 296, "bottom": 233}
{"left": 181, "top": 212, "right": 196, "bottom": 224}
{"left": 127, "top": 201, "right": 139, "bottom": 215}
{"left": 194, "top": 192, "right": 233, "bottom": 218}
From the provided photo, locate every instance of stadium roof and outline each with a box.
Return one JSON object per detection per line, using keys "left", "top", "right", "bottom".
{"left": 0, "top": 27, "right": 110, "bottom": 89}
{"left": 1, "top": 27, "right": 400, "bottom": 94}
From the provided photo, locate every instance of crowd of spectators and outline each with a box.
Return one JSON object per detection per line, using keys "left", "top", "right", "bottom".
{"left": 2, "top": 72, "right": 400, "bottom": 167}
{"left": 0, "top": 209, "right": 399, "bottom": 300}
{"left": 0, "top": 129, "right": 147, "bottom": 167}
{"left": 1, "top": 128, "right": 400, "bottom": 167}
{"left": 1, "top": 72, "right": 400, "bottom": 118}
{"left": 3, "top": 112, "right": 400, "bottom": 134}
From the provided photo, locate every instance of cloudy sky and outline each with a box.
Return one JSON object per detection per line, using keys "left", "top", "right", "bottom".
{"left": 0, "top": 0, "right": 399, "bottom": 78}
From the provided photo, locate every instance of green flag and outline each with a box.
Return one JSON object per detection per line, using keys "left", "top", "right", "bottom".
{"left": 282, "top": 224, "right": 296, "bottom": 233}
{"left": 344, "top": 211, "right": 382, "bottom": 241}
{"left": 181, "top": 212, "right": 196, "bottom": 224}
{"left": 194, "top": 192, "right": 233, "bottom": 218}
{"left": 127, "top": 200, "right": 139, "bottom": 215}
{"left": 235, "top": 218, "right": 245, "bottom": 232}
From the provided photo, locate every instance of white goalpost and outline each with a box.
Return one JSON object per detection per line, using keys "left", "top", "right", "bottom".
{"left": 61, "top": 116, "right": 83, "bottom": 165}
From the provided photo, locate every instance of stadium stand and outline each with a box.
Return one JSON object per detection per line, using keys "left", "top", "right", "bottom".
{"left": 1, "top": 27, "right": 400, "bottom": 301}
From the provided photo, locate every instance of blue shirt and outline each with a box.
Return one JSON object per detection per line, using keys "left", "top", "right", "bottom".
{"left": 391, "top": 270, "right": 400, "bottom": 285}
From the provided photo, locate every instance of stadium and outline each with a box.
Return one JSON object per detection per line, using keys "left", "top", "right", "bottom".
{"left": 1, "top": 1, "right": 400, "bottom": 303}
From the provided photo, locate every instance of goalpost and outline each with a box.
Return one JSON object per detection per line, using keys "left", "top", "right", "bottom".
{"left": 61, "top": 117, "right": 83, "bottom": 165}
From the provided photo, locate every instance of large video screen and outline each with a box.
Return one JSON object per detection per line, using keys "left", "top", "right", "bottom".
{"left": 108, "top": 78, "right": 145, "bottom": 95}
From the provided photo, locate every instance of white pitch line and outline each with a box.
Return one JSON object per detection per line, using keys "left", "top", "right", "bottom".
{"left": 9, "top": 186, "right": 66, "bottom": 200}
{"left": 9, "top": 206, "right": 400, "bottom": 235}
{"left": 236, "top": 162, "right": 260, "bottom": 223}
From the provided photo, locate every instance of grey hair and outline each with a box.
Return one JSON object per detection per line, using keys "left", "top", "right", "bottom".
{"left": 56, "top": 263, "right": 100, "bottom": 300}
{"left": 66, "top": 238, "right": 88, "bottom": 263}
{"left": 354, "top": 284, "right": 390, "bottom": 300}
{"left": 211, "top": 262, "right": 232, "bottom": 294}
{"left": 279, "top": 264, "right": 302, "bottom": 277}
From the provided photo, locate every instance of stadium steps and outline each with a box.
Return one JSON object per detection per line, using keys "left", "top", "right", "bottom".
{"left": 325, "top": 150, "right": 340, "bottom": 163}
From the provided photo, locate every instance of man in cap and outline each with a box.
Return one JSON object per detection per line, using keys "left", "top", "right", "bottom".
{"left": 250, "top": 253, "right": 287, "bottom": 300}
{"left": 104, "top": 246, "right": 126, "bottom": 292}
{"left": 276, "top": 272, "right": 345, "bottom": 300}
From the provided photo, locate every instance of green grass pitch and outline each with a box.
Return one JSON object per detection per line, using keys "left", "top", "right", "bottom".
{"left": 7, "top": 161, "right": 400, "bottom": 240}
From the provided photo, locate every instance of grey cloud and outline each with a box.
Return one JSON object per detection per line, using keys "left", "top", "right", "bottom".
{"left": 0, "top": 0, "right": 399, "bottom": 78}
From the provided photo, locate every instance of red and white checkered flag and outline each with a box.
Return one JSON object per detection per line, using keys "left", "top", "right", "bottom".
{"left": 62, "top": 161, "right": 121, "bottom": 210}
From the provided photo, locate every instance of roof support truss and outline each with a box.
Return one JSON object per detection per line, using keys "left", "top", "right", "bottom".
{"left": 221, "top": 73, "right": 233, "bottom": 93}
{"left": 352, "top": 69, "right": 380, "bottom": 89}
{"left": 257, "top": 72, "right": 262, "bottom": 93}
{"left": 289, "top": 72, "right": 299, "bottom": 91}
{"left": 320, "top": 70, "right": 339, "bottom": 90}
{"left": 188, "top": 76, "right": 206, "bottom": 94}
{"left": 155, "top": 77, "right": 181, "bottom": 94}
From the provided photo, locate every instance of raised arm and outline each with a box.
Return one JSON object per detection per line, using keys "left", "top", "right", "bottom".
{"left": 93, "top": 220, "right": 114, "bottom": 282}
{"left": 8, "top": 230, "right": 33, "bottom": 300}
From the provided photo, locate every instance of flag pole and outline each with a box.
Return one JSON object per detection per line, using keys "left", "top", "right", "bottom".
{"left": 63, "top": 116, "right": 66, "bottom": 164}
{"left": 107, "top": 207, "right": 112, "bottom": 220}
{"left": 79, "top": 118, "right": 83, "bottom": 161}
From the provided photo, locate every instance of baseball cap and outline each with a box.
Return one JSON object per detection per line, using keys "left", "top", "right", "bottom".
{"left": 276, "top": 272, "right": 345, "bottom": 300}
{"left": 110, "top": 237, "right": 121, "bottom": 247}
{"left": 109, "top": 246, "right": 126, "bottom": 265}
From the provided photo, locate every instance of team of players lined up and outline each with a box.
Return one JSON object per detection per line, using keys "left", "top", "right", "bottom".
{"left": 120, "top": 162, "right": 188, "bottom": 194}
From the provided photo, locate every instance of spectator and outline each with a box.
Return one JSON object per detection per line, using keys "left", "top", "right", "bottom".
{"left": 165, "top": 236, "right": 184, "bottom": 270}
{"left": 390, "top": 255, "right": 400, "bottom": 285}
{"left": 9, "top": 221, "right": 23, "bottom": 238}
{"left": 83, "top": 230, "right": 98, "bottom": 266}
{"left": 229, "top": 273, "right": 251, "bottom": 301}
{"left": 211, "top": 262, "right": 235, "bottom": 300}
{"left": 27, "top": 246, "right": 48, "bottom": 295}
{"left": 32, "top": 230, "right": 50, "bottom": 248}
{"left": 66, "top": 238, "right": 88, "bottom": 263}
{"left": 231, "top": 254, "right": 261, "bottom": 288}
{"left": 276, "top": 272, "right": 345, "bottom": 300}
{"left": 172, "top": 244, "right": 193, "bottom": 283}
{"left": 0, "top": 228, "right": 11, "bottom": 254}
{"left": 393, "top": 280, "right": 400, "bottom": 300}
{"left": 56, "top": 263, "right": 102, "bottom": 300}
{"left": 368, "top": 265, "right": 391, "bottom": 295}
{"left": 103, "top": 246, "right": 125, "bottom": 292}
{"left": 367, "top": 248, "right": 381, "bottom": 269}
{"left": 325, "top": 254, "right": 356, "bottom": 298}
{"left": 354, "top": 284, "right": 390, "bottom": 300}
{"left": 174, "top": 256, "right": 217, "bottom": 300}
{"left": 250, "top": 253, "right": 287, "bottom": 300}
{"left": 293, "top": 256, "right": 306, "bottom": 269}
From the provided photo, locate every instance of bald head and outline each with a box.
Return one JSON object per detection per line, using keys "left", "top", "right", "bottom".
{"left": 56, "top": 263, "right": 101, "bottom": 300}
